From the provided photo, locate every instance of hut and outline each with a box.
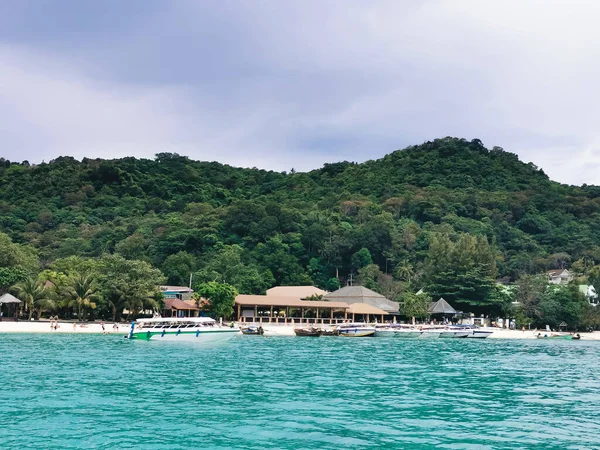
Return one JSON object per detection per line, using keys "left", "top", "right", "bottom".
{"left": 346, "top": 303, "right": 389, "bottom": 323}
{"left": 428, "top": 297, "right": 457, "bottom": 315}
{"left": 428, "top": 297, "right": 458, "bottom": 324}
{"left": 324, "top": 286, "right": 399, "bottom": 314}
{"left": 162, "top": 298, "right": 200, "bottom": 318}
{"left": 0, "top": 293, "right": 21, "bottom": 320}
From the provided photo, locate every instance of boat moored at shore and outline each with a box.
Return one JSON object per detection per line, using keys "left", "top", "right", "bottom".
{"left": 128, "top": 317, "right": 239, "bottom": 342}
{"left": 294, "top": 327, "right": 323, "bottom": 336}
{"left": 338, "top": 324, "right": 376, "bottom": 337}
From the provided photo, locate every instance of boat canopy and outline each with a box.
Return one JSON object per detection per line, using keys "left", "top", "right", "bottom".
{"left": 136, "top": 317, "right": 215, "bottom": 324}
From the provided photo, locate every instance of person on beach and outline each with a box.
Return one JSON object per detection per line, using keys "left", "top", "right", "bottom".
{"left": 73, "top": 323, "right": 76, "bottom": 331}
{"left": 112, "top": 323, "right": 118, "bottom": 331}
{"left": 101, "top": 322, "right": 106, "bottom": 334}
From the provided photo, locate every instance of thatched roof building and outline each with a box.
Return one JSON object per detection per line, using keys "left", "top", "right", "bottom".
{"left": 323, "top": 286, "right": 399, "bottom": 313}
{"left": 428, "top": 298, "right": 457, "bottom": 315}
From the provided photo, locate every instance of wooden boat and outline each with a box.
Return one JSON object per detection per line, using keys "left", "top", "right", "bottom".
{"left": 321, "top": 328, "right": 340, "bottom": 336}
{"left": 241, "top": 326, "right": 264, "bottom": 335}
{"left": 294, "top": 327, "right": 322, "bottom": 337}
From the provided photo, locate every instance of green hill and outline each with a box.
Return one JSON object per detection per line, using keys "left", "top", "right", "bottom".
{"left": 1, "top": 137, "right": 599, "bottom": 300}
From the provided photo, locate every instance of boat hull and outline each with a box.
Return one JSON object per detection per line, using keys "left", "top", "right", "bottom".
{"left": 131, "top": 329, "right": 239, "bottom": 342}
{"left": 374, "top": 329, "right": 396, "bottom": 337}
{"left": 339, "top": 327, "right": 376, "bottom": 337}
{"left": 419, "top": 331, "right": 441, "bottom": 339}
{"left": 294, "top": 328, "right": 322, "bottom": 337}
{"left": 467, "top": 330, "right": 493, "bottom": 339}
{"left": 438, "top": 331, "right": 457, "bottom": 338}
{"left": 393, "top": 330, "right": 422, "bottom": 338}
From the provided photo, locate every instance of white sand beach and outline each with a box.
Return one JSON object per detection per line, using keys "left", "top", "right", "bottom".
{"left": 0, "top": 321, "right": 127, "bottom": 334}
{"left": 1, "top": 321, "right": 599, "bottom": 340}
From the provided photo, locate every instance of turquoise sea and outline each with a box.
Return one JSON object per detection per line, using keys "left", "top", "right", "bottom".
{"left": 2, "top": 334, "right": 600, "bottom": 449}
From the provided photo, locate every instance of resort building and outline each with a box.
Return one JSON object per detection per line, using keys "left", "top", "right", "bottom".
{"left": 579, "top": 285, "right": 599, "bottom": 305}
{"left": 266, "top": 286, "right": 328, "bottom": 298}
{"left": 547, "top": 269, "right": 573, "bottom": 285}
{"left": 323, "top": 286, "right": 400, "bottom": 314}
{"left": 235, "top": 294, "right": 390, "bottom": 324}
{"left": 159, "top": 285, "right": 194, "bottom": 301}
{"left": 161, "top": 298, "right": 200, "bottom": 318}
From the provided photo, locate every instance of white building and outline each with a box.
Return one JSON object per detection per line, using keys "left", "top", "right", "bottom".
{"left": 547, "top": 269, "right": 573, "bottom": 285}
{"left": 579, "top": 285, "right": 598, "bottom": 305}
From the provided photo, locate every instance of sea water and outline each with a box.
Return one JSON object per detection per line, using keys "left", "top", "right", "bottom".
{"left": 1, "top": 334, "right": 600, "bottom": 449}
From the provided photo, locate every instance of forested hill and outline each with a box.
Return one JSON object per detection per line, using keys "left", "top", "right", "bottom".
{"left": 1, "top": 137, "right": 599, "bottom": 295}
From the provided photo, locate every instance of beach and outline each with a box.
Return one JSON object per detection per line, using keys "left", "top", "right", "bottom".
{"left": 2, "top": 321, "right": 599, "bottom": 340}
{"left": 0, "top": 321, "right": 125, "bottom": 334}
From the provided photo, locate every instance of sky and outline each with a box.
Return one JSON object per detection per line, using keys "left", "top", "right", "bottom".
{"left": 1, "top": 0, "right": 599, "bottom": 185}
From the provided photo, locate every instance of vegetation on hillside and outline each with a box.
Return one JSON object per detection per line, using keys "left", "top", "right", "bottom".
{"left": 2, "top": 137, "right": 600, "bottom": 326}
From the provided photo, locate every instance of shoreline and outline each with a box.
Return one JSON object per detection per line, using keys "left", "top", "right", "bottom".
{"left": 0, "top": 321, "right": 126, "bottom": 334}
{"left": 1, "top": 321, "right": 599, "bottom": 340}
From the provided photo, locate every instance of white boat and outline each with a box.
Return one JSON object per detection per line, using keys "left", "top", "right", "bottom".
{"left": 419, "top": 329, "right": 441, "bottom": 338}
{"left": 438, "top": 330, "right": 458, "bottom": 338}
{"left": 453, "top": 330, "right": 472, "bottom": 338}
{"left": 374, "top": 327, "right": 396, "bottom": 337}
{"left": 127, "top": 317, "right": 239, "bottom": 342}
{"left": 439, "top": 327, "right": 472, "bottom": 338}
{"left": 339, "top": 324, "right": 376, "bottom": 337}
{"left": 467, "top": 328, "right": 494, "bottom": 339}
{"left": 393, "top": 328, "right": 422, "bottom": 338}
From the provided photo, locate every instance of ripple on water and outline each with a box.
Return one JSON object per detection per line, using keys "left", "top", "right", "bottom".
{"left": 2, "top": 334, "right": 600, "bottom": 449}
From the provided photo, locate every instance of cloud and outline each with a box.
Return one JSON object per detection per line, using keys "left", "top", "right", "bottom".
{"left": 1, "top": 0, "right": 600, "bottom": 184}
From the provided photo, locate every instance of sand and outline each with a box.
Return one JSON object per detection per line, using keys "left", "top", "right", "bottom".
{"left": 1, "top": 321, "right": 598, "bottom": 340}
{"left": 0, "top": 321, "right": 127, "bottom": 334}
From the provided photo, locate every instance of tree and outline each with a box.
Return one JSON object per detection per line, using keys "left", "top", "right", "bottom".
{"left": 351, "top": 248, "right": 373, "bottom": 270}
{"left": 395, "top": 261, "right": 415, "bottom": 282}
{"left": 513, "top": 275, "right": 547, "bottom": 324}
{"left": 162, "top": 251, "right": 196, "bottom": 286}
{"left": 96, "top": 254, "right": 166, "bottom": 321}
{"left": 66, "top": 273, "right": 99, "bottom": 321}
{"left": 401, "top": 291, "right": 431, "bottom": 324}
{"left": 196, "top": 281, "right": 238, "bottom": 319}
{"left": 357, "top": 264, "right": 383, "bottom": 290}
{"left": 423, "top": 233, "right": 497, "bottom": 312}
{"left": 12, "top": 277, "right": 51, "bottom": 320}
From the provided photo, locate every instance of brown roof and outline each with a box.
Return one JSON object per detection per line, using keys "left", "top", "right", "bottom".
{"left": 324, "top": 286, "right": 399, "bottom": 313}
{"left": 547, "top": 269, "right": 568, "bottom": 276}
{"left": 235, "top": 294, "right": 347, "bottom": 309}
{"left": 266, "top": 286, "right": 329, "bottom": 298}
{"left": 346, "top": 303, "right": 389, "bottom": 315}
{"left": 164, "top": 298, "right": 199, "bottom": 310}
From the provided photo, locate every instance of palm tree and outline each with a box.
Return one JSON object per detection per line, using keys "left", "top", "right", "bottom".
{"left": 395, "top": 261, "right": 415, "bottom": 282}
{"left": 67, "top": 273, "right": 99, "bottom": 321}
{"left": 123, "top": 292, "right": 159, "bottom": 320}
{"left": 12, "top": 277, "right": 50, "bottom": 320}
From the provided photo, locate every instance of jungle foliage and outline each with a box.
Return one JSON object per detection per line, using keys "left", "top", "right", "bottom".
{"left": 2, "top": 137, "right": 600, "bottom": 323}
